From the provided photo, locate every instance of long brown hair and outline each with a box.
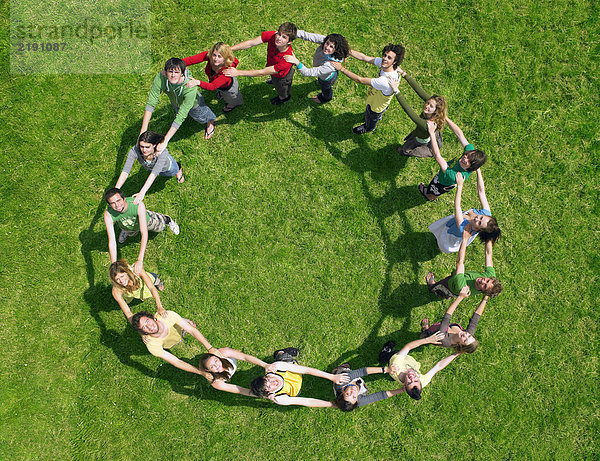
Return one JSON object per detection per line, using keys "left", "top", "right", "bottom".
{"left": 199, "top": 353, "right": 234, "bottom": 382}
{"left": 422, "top": 95, "right": 447, "bottom": 131}
{"left": 453, "top": 338, "right": 480, "bottom": 354}
{"left": 109, "top": 260, "right": 140, "bottom": 294}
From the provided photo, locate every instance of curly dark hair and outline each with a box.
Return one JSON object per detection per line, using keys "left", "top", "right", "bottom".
{"left": 323, "top": 33, "right": 350, "bottom": 60}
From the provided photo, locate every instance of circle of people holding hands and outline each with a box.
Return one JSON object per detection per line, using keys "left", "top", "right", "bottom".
{"left": 103, "top": 22, "right": 503, "bottom": 411}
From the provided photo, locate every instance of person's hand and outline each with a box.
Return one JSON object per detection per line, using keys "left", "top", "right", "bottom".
{"left": 387, "top": 76, "right": 399, "bottom": 93}
{"left": 264, "top": 363, "right": 277, "bottom": 373}
{"left": 459, "top": 285, "right": 471, "bottom": 297}
{"left": 427, "top": 120, "right": 437, "bottom": 134}
{"left": 283, "top": 52, "right": 299, "bottom": 65}
{"left": 184, "top": 318, "right": 197, "bottom": 328}
{"left": 427, "top": 332, "right": 445, "bottom": 345}
{"left": 456, "top": 171, "right": 464, "bottom": 187}
{"left": 222, "top": 67, "right": 238, "bottom": 77}
{"left": 186, "top": 78, "right": 201, "bottom": 88}
{"left": 155, "top": 141, "right": 167, "bottom": 155}
{"left": 397, "top": 67, "right": 407, "bottom": 77}
{"left": 267, "top": 394, "right": 279, "bottom": 403}
{"left": 142, "top": 335, "right": 150, "bottom": 344}
{"left": 390, "top": 364, "right": 401, "bottom": 375}
{"left": 133, "top": 260, "right": 143, "bottom": 276}
{"left": 132, "top": 192, "right": 145, "bottom": 205}
{"left": 330, "top": 61, "right": 343, "bottom": 71}
{"left": 332, "top": 373, "right": 351, "bottom": 385}
{"left": 157, "top": 306, "right": 168, "bottom": 318}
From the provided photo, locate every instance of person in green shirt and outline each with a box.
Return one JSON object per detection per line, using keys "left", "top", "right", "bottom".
{"left": 103, "top": 188, "right": 179, "bottom": 276}
{"left": 426, "top": 226, "right": 503, "bottom": 302}
{"left": 419, "top": 118, "right": 487, "bottom": 201}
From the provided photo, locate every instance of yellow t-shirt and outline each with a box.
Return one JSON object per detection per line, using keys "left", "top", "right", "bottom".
{"left": 271, "top": 371, "right": 303, "bottom": 397}
{"left": 144, "top": 311, "right": 184, "bottom": 357}
{"left": 389, "top": 353, "right": 432, "bottom": 388}
{"left": 122, "top": 273, "right": 155, "bottom": 303}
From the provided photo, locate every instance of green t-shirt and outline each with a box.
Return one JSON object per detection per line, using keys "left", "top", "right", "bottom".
{"left": 107, "top": 197, "right": 148, "bottom": 231}
{"left": 437, "top": 144, "right": 474, "bottom": 186}
{"left": 448, "top": 266, "right": 497, "bottom": 295}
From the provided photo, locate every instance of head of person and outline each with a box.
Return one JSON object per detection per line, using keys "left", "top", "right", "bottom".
{"left": 473, "top": 215, "right": 501, "bottom": 245}
{"left": 199, "top": 353, "right": 234, "bottom": 382}
{"left": 334, "top": 383, "right": 360, "bottom": 411}
{"left": 137, "top": 131, "right": 165, "bottom": 161}
{"left": 109, "top": 260, "right": 139, "bottom": 292}
{"left": 459, "top": 150, "right": 487, "bottom": 172}
{"left": 250, "top": 374, "right": 281, "bottom": 398}
{"left": 276, "top": 22, "right": 297, "bottom": 46}
{"left": 422, "top": 95, "right": 447, "bottom": 130}
{"left": 131, "top": 311, "right": 158, "bottom": 335}
{"left": 403, "top": 368, "right": 422, "bottom": 400}
{"left": 322, "top": 33, "right": 350, "bottom": 61}
{"left": 475, "top": 277, "right": 503, "bottom": 297}
{"left": 381, "top": 44, "right": 405, "bottom": 70}
{"left": 453, "top": 330, "right": 480, "bottom": 354}
{"left": 105, "top": 188, "right": 126, "bottom": 213}
{"left": 164, "top": 58, "right": 186, "bottom": 84}
{"left": 209, "top": 42, "right": 235, "bottom": 68}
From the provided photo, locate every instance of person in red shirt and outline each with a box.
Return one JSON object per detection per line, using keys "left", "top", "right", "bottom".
{"left": 224, "top": 22, "right": 297, "bottom": 105}
{"left": 184, "top": 42, "right": 244, "bottom": 113}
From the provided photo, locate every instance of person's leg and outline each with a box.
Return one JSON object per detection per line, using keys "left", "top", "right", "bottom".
{"left": 355, "top": 105, "right": 385, "bottom": 134}
{"left": 148, "top": 272, "right": 165, "bottom": 291}
{"left": 273, "top": 347, "right": 299, "bottom": 363}
{"left": 221, "top": 78, "right": 244, "bottom": 111}
{"left": 271, "top": 67, "right": 295, "bottom": 104}
{"left": 419, "top": 173, "right": 448, "bottom": 201}
{"left": 378, "top": 341, "right": 399, "bottom": 365}
{"left": 118, "top": 227, "right": 139, "bottom": 243}
{"left": 426, "top": 272, "right": 456, "bottom": 299}
{"left": 316, "top": 73, "right": 337, "bottom": 103}
{"left": 187, "top": 95, "right": 217, "bottom": 139}
{"left": 420, "top": 322, "right": 441, "bottom": 338}
{"left": 158, "top": 154, "right": 180, "bottom": 178}
{"left": 146, "top": 210, "right": 179, "bottom": 235}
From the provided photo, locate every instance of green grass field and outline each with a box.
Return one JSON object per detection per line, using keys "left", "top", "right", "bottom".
{"left": 1, "top": 0, "right": 598, "bottom": 459}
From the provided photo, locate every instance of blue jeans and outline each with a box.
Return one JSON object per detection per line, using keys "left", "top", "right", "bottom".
{"left": 317, "top": 71, "right": 338, "bottom": 103}
{"left": 172, "top": 93, "right": 216, "bottom": 125}
{"left": 158, "top": 154, "right": 180, "bottom": 177}
{"left": 364, "top": 104, "right": 387, "bottom": 131}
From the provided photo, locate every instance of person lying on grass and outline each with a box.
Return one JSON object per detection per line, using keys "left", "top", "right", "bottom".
{"left": 420, "top": 287, "right": 489, "bottom": 354}
{"left": 426, "top": 226, "right": 502, "bottom": 302}
{"left": 378, "top": 332, "right": 460, "bottom": 400}
{"left": 141, "top": 57, "right": 216, "bottom": 145}
{"left": 419, "top": 118, "right": 486, "bottom": 201}
{"left": 249, "top": 348, "right": 350, "bottom": 407}
{"left": 428, "top": 169, "right": 501, "bottom": 253}
{"left": 184, "top": 42, "right": 244, "bottom": 113}
{"left": 387, "top": 72, "right": 447, "bottom": 158}
{"left": 109, "top": 259, "right": 166, "bottom": 322}
{"left": 103, "top": 187, "right": 180, "bottom": 276}
{"left": 283, "top": 31, "right": 350, "bottom": 104}
{"left": 131, "top": 310, "right": 213, "bottom": 377}
{"left": 114, "top": 131, "right": 184, "bottom": 206}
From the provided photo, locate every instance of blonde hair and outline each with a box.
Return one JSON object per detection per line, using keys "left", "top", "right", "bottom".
{"left": 109, "top": 260, "right": 140, "bottom": 294}
{"left": 210, "top": 42, "right": 235, "bottom": 68}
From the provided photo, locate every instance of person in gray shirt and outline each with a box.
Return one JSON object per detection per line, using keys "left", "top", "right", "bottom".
{"left": 115, "top": 131, "right": 184, "bottom": 205}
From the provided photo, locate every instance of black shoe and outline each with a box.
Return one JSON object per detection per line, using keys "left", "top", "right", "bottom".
{"left": 273, "top": 347, "right": 299, "bottom": 361}
{"left": 271, "top": 95, "right": 291, "bottom": 105}
{"left": 378, "top": 341, "right": 396, "bottom": 364}
{"left": 352, "top": 124, "right": 371, "bottom": 134}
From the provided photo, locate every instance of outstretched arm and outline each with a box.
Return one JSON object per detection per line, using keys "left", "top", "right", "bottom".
{"left": 476, "top": 169, "right": 491, "bottom": 211}
{"left": 159, "top": 350, "right": 210, "bottom": 377}
{"left": 177, "top": 319, "right": 212, "bottom": 350}
{"left": 112, "top": 288, "right": 133, "bottom": 321}
{"left": 133, "top": 202, "right": 149, "bottom": 275}
{"left": 104, "top": 210, "right": 118, "bottom": 263}
{"left": 385, "top": 388, "right": 406, "bottom": 398}
{"left": 445, "top": 286, "right": 471, "bottom": 317}
{"left": 270, "top": 395, "right": 336, "bottom": 407}
{"left": 231, "top": 35, "right": 263, "bottom": 51}
{"left": 348, "top": 49, "right": 376, "bottom": 63}
{"left": 273, "top": 362, "right": 350, "bottom": 384}
{"left": 331, "top": 61, "right": 372, "bottom": 85}
{"left": 423, "top": 352, "right": 461, "bottom": 383}
{"left": 445, "top": 117, "right": 470, "bottom": 148}
{"left": 456, "top": 226, "right": 473, "bottom": 274}
{"left": 396, "top": 332, "right": 445, "bottom": 359}
{"left": 428, "top": 120, "right": 448, "bottom": 172}
{"left": 211, "top": 380, "right": 256, "bottom": 397}
{"left": 454, "top": 172, "right": 466, "bottom": 228}
{"left": 485, "top": 239, "right": 494, "bottom": 267}
{"left": 223, "top": 66, "right": 277, "bottom": 78}
{"left": 132, "top": 173, "right": 158, "bottom": 205}
{"left": 139, "top": 270, "right": 167, "bottom": 317}
{"left": 220, "top": 347, "right": 270, "bottom": 370}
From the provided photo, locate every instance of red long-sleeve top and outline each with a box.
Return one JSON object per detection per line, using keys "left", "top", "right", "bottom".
{"left": 183, "top": 51, "right": 239, "bottom": 91}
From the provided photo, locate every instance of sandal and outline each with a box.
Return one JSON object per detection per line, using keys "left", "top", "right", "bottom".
{"left": 421, "top": 318, "right": 430, "bottom": 332}
{"left": 204, "top": 124, "right": 215, "bottom": 140}
{"left": 425, "top": 272, "right": 435, "bottom": 288}
{"left": 223, "top": 104, "right": 237, "bottom": 113}
{"left": 419, "top": 183, "right": 433, "bottom": 201}
{"left": 311, "top": 96, "right": 323, "bottom": 104}
{"left": 176, "top": 165, "right": 185, "bottom": 183}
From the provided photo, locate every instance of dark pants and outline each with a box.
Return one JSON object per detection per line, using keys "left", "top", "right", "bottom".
{"left": 316, "top": 72, "right": 338, "bottom": 103}
{"left": 364, "top": 104, "right": 387, "bottom": 131}
{"left": 272, "top": 66, "right": 295, "bottom": 99}
{"left": 429, "top": 275, "right": 457, "bottom": 299}
{"left": 425, "top": 173, "right": 456, "bottom": 198}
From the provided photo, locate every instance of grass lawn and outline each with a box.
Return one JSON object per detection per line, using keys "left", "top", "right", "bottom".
{"left": 1, "top": 0, "right": 598, "bottom": 459}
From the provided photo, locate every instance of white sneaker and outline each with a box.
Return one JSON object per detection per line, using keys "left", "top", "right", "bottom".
{"left": 118, "top": 230, "right": 138, "bottom": 243}
{"left": 167, "top": 218, "right": 180, "bottom": 235}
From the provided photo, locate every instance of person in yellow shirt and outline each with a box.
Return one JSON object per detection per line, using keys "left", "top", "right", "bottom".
{"left": 250, "top": 348, "right": 349, "bottom": 407}
{"left": 131, "top": 310, "right": 213, "bottom": 377}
